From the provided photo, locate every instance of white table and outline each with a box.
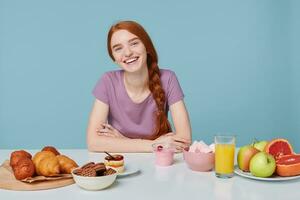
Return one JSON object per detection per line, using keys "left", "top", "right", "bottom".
{"left": 0, "top": 149, "right": 299, "bottom": 200}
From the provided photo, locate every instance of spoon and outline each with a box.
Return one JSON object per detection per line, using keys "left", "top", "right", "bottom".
{"left": 104, "top": 151, "right": 115, "bottom": 160}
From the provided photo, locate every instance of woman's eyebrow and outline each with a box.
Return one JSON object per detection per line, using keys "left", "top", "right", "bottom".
{"left": 128, "top": 37, "right": 139, "bottom": 42}
{"left": 112, "top": 43, "right": 122, "bottom": 49}
{"left": 112, "top": 37, "right": 139, "bottom": 49}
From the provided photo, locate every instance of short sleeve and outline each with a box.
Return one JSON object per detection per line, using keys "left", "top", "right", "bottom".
{"left": 166, "top": 71, "right": 184, "bottom": 106}
{"left": 92, "top": 73, "right": 110, "bottom": 105}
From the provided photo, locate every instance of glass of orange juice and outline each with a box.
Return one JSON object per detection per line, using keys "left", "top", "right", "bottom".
{"left": 214, "top": 135, "right": 235, "bottom": 178}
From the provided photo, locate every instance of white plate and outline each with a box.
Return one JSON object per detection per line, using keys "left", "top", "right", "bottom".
{"left": 234, "top": 166, "right": 300, "bottom": 181}
{"left": 117, "top": 164, "right": 140, "bottom": 177}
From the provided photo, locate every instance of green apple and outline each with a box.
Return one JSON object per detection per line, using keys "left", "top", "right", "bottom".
{"left": 249, "top": 152, "right": 276, "bottom": 177}
{"left": 252, "top": 140, "right": 268, "bottom": 151}
{"left": 237, "top": 145, "right": 259, "bottom": 172}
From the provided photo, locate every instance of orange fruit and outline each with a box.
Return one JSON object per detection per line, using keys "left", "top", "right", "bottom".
{"left": 276, "top": 154, "right": 300, "bottom": 177}
{"left": 264, "top": 138, "right": 293, "bottom": 160}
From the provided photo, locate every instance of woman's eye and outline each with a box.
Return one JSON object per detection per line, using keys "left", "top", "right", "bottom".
{"left": 114, "top": 47, "right": 122, "bottom": 52}
{"left": 130, "top": 41, "right": 139, "bottom": 46}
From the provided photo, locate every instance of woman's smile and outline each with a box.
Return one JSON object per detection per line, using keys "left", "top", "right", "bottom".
{"left": 123, "top": 56, "right": 139, "bottom": 65}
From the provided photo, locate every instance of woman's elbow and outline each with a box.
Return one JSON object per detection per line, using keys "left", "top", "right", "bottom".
{"left": 86, "top": 134, "right": 98, "bottom": 152}
{"left": 87, "top": 139, "right": 96, "bottom": 152}
{"left": 86, "top": 134, "right": 108, "bottom": 152}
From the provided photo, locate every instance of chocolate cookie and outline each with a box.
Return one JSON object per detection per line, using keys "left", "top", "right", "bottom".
{"left": 93, "top": 163, "right": 106, "bottom": 176}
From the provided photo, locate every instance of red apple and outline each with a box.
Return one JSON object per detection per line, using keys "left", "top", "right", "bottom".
{"left": 237, "top": 145, "right": 259, "bottom": 172}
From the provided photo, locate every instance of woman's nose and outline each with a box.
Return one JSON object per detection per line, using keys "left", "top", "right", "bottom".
{"left": 124, "top": 46, "right": 133, "bottom": 57}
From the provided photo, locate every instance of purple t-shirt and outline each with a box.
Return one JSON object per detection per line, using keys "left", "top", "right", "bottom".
{"left": 92, "top": 69, "right": 184, "bottom": 139}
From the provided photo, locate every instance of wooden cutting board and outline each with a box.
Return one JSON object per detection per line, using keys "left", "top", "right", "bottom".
{"left": 0, "top": 160, "right": 75, "bottom": 191}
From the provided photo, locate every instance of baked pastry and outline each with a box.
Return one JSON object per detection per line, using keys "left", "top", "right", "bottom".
{"left": 10, "top": 150, "right": 32, "bottom": 168}
{"left": 32, "top": 151, "right": 56, "bottom": 167}
{"left": 10, "top": 150, "right": 32, "bottom": 159}
{"left": 104, "top": 154, "right": 124, "bottom": 173}
{"left": 36, "top": 156, "right": 60, "bottom": 176}
{"left": 56, "top": 155, "right": 78, "bottom": 174}
{"left": 33, "top": 151, "right": 60, "bottom": 176}
{"left": 42, "top": 146, "right": 60, "bottom": 155}
{"left": 12, "top": 157, "right": 35, "bottom": 180}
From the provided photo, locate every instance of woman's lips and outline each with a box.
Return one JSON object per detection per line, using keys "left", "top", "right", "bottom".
{"left": 124, "top": 56, "right": 139, "bottom": 64}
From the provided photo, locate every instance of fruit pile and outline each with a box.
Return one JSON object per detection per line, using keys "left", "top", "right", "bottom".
{"left": 237, "top": 138, "right": 300, "bottom": 178}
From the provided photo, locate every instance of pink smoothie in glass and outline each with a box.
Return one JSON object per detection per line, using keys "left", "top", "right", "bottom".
{"left": 153, "top": 144, "right": 175, "bottom": 166}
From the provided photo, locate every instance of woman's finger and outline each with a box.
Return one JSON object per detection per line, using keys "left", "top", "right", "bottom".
{"left": 172, "top": 136, "right": 191, "bottom": 144}
{"left": 103, "top": 133, "right": 114, "bottom": 137}
{"left": 174, "top": 144, "right": 184, "bottom": 152}
{"left": 173, "top": 136, "right": 190, "bottom": 143}
{"left": 106, "top": 124, "right": 115, "bottom": 130}
{"left": 98, "top": 128, "right": 110, "bottom": 133}
{"left": 172, "top": 141, "right": 188, "bottom": 150}
{"left": 101, "top": 123, "right": 109, "bottom": 129}
{"left": 98, "top": 131, "right": 115, "bottom": 137}
{"left": 175, "top": 149, "right": 182, "bottom": 153}
{"left": 97, "top": 131, "right": 108, "bottom": 136}
{"left": 102, "top": 123, "right": 115, "bottom": 131}
{"left": 165, "top": 132, "right": 175, "bottom": 136}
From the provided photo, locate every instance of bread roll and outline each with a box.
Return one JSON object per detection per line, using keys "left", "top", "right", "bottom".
{"left": 33, "top": 151, "right": 59, "bottom": 176}
{"left": 13, "top": 157, "right": 35, "bottom": 180}
{"left": 10, "top": 150, "right": 32, "bottom": 167}
{"left": 32, "top": 151, "right": 55, "bottom": 167}
{"left": 36, "top": 156, "right": 60, "bottom": 176}
{"left": 42, "top": 146, "right": 60, "bottom": 155}
{"left": 56, "top": 155, "right": 78, "bottom": 174}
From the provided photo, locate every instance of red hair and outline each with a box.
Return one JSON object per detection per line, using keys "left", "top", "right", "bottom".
{"left": 107, "top": 21, "right": 171, "bottom": 139}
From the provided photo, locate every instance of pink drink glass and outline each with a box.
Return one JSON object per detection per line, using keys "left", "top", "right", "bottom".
{"left": 152, "top": 143, "right": 175, "bottom": 166}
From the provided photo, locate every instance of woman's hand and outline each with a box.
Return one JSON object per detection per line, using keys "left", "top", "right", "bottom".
{"left": 153, "top": 132, "right": 191, "bottom": 152}
{"left": 96, "top": 123, "right": 127, "bottom": 139}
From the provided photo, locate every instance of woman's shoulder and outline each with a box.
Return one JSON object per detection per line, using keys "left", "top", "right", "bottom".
{"left": 99, "top": 70, "right": 123, "bottom": 82}
{"left": 101, "top": 70, "right": 122, "bottom": 78}
{"left": 159, "top": 68, "right": 177, "bottom": 82}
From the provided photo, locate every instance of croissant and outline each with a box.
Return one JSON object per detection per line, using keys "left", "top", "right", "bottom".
{"left": 33, "top": 151, "right": 60, "bottom": 176}
{"left": 10, "top": 150, "right": 32, "bottom": 168}
{"left": 33, "top": 151, "right": 55, "bottom": 166}
{"left": 36, "top": 156, "right": 60, "bottom": 176}
{"left": 12, "top": 157, "right": 35, "bottom": 180}
{"left": 56, "top": 155, "right": 78, "bottom": 174}
{"left": 42, "top": 146, "right": 60, "bottom": 155}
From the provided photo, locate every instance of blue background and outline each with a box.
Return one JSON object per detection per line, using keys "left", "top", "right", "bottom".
{"left": 1, "top": 0, "right": 299, "bottom": 151}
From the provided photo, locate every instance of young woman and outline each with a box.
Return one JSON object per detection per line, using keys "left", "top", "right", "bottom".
{"left": 87, "top": 21, "right": 191, "bottom": 152}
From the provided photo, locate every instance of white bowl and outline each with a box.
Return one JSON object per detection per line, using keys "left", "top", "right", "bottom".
{"left": 71, "top": 168, "right": 117, "bottom": 190}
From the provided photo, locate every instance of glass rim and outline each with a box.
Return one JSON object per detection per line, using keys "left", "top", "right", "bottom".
{"left": 214, "top": 134, "right": 236, "bottom": 138}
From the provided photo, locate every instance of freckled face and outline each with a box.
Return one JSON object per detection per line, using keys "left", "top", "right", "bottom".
{"left": 111, "top": 30, "right": 147, "bottom": 72}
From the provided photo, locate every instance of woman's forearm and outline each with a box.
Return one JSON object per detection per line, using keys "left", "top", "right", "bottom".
{"left": 87, "top": 135, "right": 153, "bottom": 152}
{"left": 175, "top": 125, "right": 192, "bottom": 141}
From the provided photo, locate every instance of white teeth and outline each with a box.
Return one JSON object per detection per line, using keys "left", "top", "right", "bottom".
{"left": 124, "top": 57, "right": 138, "bottom": 64}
